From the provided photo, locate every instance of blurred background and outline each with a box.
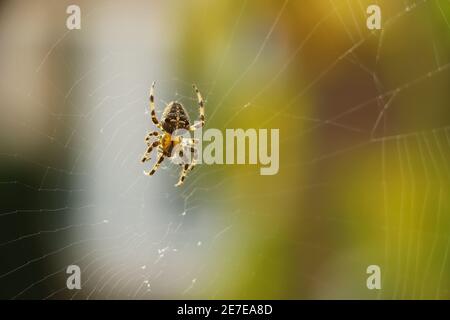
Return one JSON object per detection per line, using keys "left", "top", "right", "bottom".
{"left": 0, "top": 0, "right": 450, "bottom": 299}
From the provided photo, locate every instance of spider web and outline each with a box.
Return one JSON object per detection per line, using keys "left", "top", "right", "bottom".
{"left": 0, "top": 0, "right": 450, "bottom": 299}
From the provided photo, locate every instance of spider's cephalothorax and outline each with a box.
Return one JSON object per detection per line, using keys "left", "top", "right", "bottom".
{"left": 141, "top": 82, "right": 204, "bottom": 186}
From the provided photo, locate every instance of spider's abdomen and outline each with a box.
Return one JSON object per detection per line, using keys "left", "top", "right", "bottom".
{"left": 161, "top": 102, "right": 190, "bottom": 134}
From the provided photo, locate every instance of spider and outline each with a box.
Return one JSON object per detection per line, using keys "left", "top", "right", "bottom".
{"left": 141, "top": 81, "right": 205, "bottom": 186}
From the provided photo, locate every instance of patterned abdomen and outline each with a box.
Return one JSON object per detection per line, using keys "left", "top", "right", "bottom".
{"left": 161, "top": 102, "right": 191, "bottom": 133}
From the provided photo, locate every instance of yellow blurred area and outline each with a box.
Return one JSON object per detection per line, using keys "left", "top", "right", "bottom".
{"left": 0, "top": 0, "right": 450, "bottom": 299}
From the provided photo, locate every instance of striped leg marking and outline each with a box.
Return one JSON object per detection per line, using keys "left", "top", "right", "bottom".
{"left": 144, "top": 153, "right": 165, "bottom": 176}
{"left": 175, "top": 163, "right": 190, "bottom": 187}
{"left": 149, "top": 81, "right": 163, "bottom": 130}
{"left": 141, "top": 140, "right": 160, "bottom": 163}
{"left": 175, "top": 146, "right": 198, "bottom": 186}
{"left": 190, "top": 84, "right": 205, "bottom": 131}
{"left": 145, "top": 131, "right": 159, "bottom": 142}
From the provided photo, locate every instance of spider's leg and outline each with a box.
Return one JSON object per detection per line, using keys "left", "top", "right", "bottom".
{"left": 175, "top": 146, "right": 198, "bottom": 186}
{"left": 181, "top": 144, "right": 198, "bottom": 164}
{"left": 175, "top": 159, "right": 197, "bottom": 187}
{"left": 145, "top": 131, "right": 159, "bottom": 143}
{"left": 174, "top": 137, "right": 197, "bottom": 163}
{"left": 187, "top": 138, "right": 199, "bottom": 145}
{"left": 175, "top": 164, "right": 190, "bottom": 187}
{"left": 179, "top": 136, "right": 198, "bottom": 148}
{"left": 141, "top": 140, "right": 160, "bottom": 163}
{"left": 187, "top": 145, "right": 198, "bottom": 172}
{"left": 144, "top": 152, "right": 165, "bottom": 176}
{"left": 149, "top": 81, "right": 164, "bottom": 130}
{"left": 189, "top": 84, "right": 205, "bottom": 131}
